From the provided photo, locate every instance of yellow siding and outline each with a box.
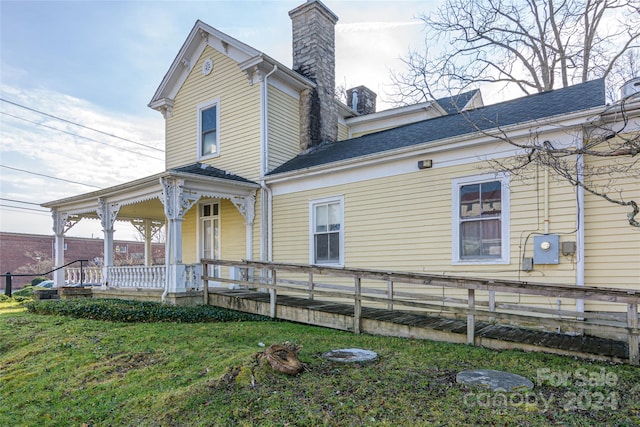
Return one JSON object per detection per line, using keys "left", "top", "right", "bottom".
{"left": 268, "top": 86, "right": 300, "bottom": 171}
{"left": 337, "top": 122, "right": 349, "bottom": 141}
{"left": 271, "top": 159, "right": 594, "bottom": 312}
{"left": 583, "top": 152, "right": 640, "bottom": 310}
{"left": 165, "top": 46, "right": 262, "bottom": 181}
{"left": 182, "top": 206, "right": 198, "bottom": 264}
{"left": 220, "top": 199, "right": 246, "bottom": 261}
{"left": 273, "top": 160, "right": 580, "bottom": 285}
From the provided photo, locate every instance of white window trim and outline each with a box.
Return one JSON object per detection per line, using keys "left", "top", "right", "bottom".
{"left": 451, "top": 173, "right": 510, "bottom": 265}
{"left": 197, "top": 98, "right": 220, "bottom": 160}
{"left": 309, "top": 195, "right": 345, "bottom": 267}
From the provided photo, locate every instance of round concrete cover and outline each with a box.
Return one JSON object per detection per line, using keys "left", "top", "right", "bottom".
{"left": 456, "top": 369, "right": 534, "bottom": 392}
{"left": 322, "top": 348, "right": 378, "bottom": 363}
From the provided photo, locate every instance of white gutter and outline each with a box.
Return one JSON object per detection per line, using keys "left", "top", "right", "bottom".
{"left": 260, "top": 64, "right": 277, "bottom": 263}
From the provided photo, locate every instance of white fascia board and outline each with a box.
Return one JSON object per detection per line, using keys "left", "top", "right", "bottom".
{"left": 266, "top": 106, "right": 604, "bottom": 186}
{"left": 239, "top": 54, "right": 315, "bottom": 91}
{"left": 42, "top": 173, "right": 166, "bottom": 209}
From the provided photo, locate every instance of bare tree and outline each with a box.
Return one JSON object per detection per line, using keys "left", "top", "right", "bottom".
{"left": 389, "top": 0, "right": 640, "bottom": 226}
{"left": 475, "top": 96, "right": 640, "bottom": 227}
{"left": 390, "top": 0, "right": 640, "bottom": 104}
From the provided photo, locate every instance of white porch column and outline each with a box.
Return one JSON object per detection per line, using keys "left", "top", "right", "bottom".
{"left": 97, "top": 198, "right": 121, "bottom": 287}
{"left": 131, "top": 219, "right": 163, "bottom": 267}
{"left": 51, "top": 210, "right": 81, "bottom": 287}
{"left": 161, "top": 177, "right": 199, "bottom": 295}
{"left": 144, "top": 220, "right": 152, "bottom": 267}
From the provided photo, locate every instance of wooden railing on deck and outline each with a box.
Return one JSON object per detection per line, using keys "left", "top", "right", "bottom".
{"left": 201, "top": 259, "right": 640, "bottom": 365}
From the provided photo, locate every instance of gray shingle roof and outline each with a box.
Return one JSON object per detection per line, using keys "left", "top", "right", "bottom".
{"left": 269, "top": 79, "right": 605, "bottom": 175}
{"left": 435, "top": 89, "right": 480, "bottom": 114}
{"left": 172, "top": 163, "right": 256, "bottom": 184}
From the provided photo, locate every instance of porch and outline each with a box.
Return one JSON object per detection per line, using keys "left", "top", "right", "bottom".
{"left": 41, "top": 163, "right": 260, "bottom": 301}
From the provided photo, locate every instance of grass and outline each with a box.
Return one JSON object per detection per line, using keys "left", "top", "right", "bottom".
{"left": 1, "top": 299, "right": 639, "bottom": 426}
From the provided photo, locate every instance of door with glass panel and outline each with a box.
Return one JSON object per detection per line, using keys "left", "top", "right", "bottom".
{"left": 200, "top": 202, "right": 220, "bottom": 282}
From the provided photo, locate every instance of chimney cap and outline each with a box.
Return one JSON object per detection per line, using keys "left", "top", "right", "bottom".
{"left": 289, "top": 0, "right": 339, "bottom": 24}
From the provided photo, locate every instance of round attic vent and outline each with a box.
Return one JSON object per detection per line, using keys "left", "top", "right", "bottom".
{"left": 202, "top": 58, "right": 213, "bottom": 76}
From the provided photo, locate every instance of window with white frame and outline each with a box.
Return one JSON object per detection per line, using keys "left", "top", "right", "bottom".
{"left": 310, "top": 197, "right": 344, "bottom": 265}
{"left": 198, "top": 99, "right": 220, "bottom": 159}
{"left": 452, "top": 174, "right": 509, "bottom": 264}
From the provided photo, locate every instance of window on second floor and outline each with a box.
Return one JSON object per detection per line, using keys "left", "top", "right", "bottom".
{"left": 198, "top": 99, "right": 220, "bottom": 159}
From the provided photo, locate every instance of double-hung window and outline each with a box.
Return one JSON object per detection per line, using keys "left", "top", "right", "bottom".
{"left": 452, "top": 174, "right": 509, "bottom": 264}
{"left": 198, "top": 99, "right": 220, "bottom": 159}
{"left": 310, "top": 196, "right": 344, "bottom": 265}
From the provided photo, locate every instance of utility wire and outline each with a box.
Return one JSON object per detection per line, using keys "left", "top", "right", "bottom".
{"left": 0, "top": 197, "right": 42, "bottom": 205}
{"left": 0, "top": 205, "right": 51, "bottom": 216}
{"left": 0, "top": 204, "right": 49, "bottom": 213}
{"left": 1, "top": 111, "right": 164, "bottom": 162}
{"left": 0, "top": 97, "right": 164, "bottom": 152}
{"left": 0, "top": 164, "right": 102, "bottom": 189}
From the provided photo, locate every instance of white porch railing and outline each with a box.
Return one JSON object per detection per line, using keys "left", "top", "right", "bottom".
{"left": 65, "top": 264, "right": 202, "bottom": 290}
{"left": 108, "top": 266, "right": 166, "bottom": 288}
{"left": 66, "top": 267, "right": 103, "bottom": 285}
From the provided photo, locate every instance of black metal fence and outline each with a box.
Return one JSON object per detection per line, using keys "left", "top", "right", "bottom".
{"left": 2, "top": 259, "right": 88, "bottom": 297}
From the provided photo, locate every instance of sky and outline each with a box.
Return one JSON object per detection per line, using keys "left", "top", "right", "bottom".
{"left": 0, "top": 0, "right": 435, "bottom": 240}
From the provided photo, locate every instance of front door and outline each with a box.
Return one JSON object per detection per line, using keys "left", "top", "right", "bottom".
{"left": 200, "top": 201, "right": 220, "bottom": 281}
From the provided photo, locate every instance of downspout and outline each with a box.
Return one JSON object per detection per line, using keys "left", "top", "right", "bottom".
{"left": 576, "top": 134, "right": 586, "bottom": 314}
{"left": 260, "top": 64, "right": 277, "bottom": 263}
{"left": 543, "top": 168, "right": 550, "bottom": 234}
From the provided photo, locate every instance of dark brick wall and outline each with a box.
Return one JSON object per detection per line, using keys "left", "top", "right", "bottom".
{"left": 0, "top": 232, "right": 165, "bottom": 289}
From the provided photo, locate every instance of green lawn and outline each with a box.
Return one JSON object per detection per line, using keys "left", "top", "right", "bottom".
{"left": 1, "top": 301, "right": 639, "bottom": 426}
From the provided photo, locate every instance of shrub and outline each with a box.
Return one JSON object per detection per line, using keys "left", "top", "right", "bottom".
{"left": 13, "top": 286, "right": 35, "bottom": 297}
{"left": 25, "top": 298, "right": 276, "bottom": 323}
{"left": 0, "top": 293, "right": 10, "bottom": 302}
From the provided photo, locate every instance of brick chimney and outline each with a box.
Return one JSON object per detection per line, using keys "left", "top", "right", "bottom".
{"left": 347, "top": 86, "right": 377, "bottom": 115}
{"left": 289, "top": 0, "right": 338, "bottom": 151}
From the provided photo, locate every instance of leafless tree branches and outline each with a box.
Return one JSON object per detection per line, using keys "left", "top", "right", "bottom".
{"left": 390, "top": 0, "right": 640, "bottom": 105}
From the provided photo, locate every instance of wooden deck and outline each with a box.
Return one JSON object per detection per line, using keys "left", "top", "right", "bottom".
{"left": 208, "top": 288, "right": 630, "bottom": 362}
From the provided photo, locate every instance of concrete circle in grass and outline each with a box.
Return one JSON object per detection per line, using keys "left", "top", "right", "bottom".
{"left": 456, "top": 369, "right": 534, "bottom": 392}
{"left": 322, "top": 348, "right": 378, "bottom": 363}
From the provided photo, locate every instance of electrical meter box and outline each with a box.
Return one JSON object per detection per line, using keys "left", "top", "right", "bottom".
{"left": 533, "top": 234, "right": 560, "bottom": 264}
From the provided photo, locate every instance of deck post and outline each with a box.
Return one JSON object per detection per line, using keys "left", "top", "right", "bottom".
{"left": 202, "top": 261, "right": 209, "bottom": 305}
{"left": 489, "top": 290, "right": 496, "bottom": 323}
{"left": 308, "top": 272, "right": 314, "bottom": 300}
{"left": 354, "top": 277, "right": 362, "bottom": 334}
{"left": 387, "top": 280, "right": 394, "bottom": 310}
{"left": 467, "top": 289, "right": 475, "bottom": 345}
{"left": 628, "top": 303, "right": 639, "bottom": 365}
{"left": 269, "top": 269, "right": 277, "bottom": 318}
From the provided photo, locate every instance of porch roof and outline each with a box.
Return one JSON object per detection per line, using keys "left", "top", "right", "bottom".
{"left": 40, "top": 163, "right": 258, "bottom": 221}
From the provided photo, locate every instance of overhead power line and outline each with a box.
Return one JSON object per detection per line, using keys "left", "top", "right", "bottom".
{"left": 0, "top": 203, "right": 49, "bottom": 213}
{"left": 0, "top": 97, "right": 164, "bottom": 152}
{"left": 1, "top": 111, "right": 164, "bottom": 162}
{"left": 0, "top": 164, "right": 102, "bottom": 189}
{"left": 0, "top": 197, "right": 42, "bottom": 205}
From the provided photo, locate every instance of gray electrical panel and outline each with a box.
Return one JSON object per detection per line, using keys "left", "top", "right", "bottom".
{"left": 533, "top": 234, "right": 560, "bottom": 264}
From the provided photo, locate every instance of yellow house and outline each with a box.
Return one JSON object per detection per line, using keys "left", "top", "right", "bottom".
{"left": 42, "top": 0, "right": 639, "bottom": 311}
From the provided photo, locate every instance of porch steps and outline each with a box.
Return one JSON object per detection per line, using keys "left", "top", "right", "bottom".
{"left": 208, "top": 288, "right": 631, "bottom": 362}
